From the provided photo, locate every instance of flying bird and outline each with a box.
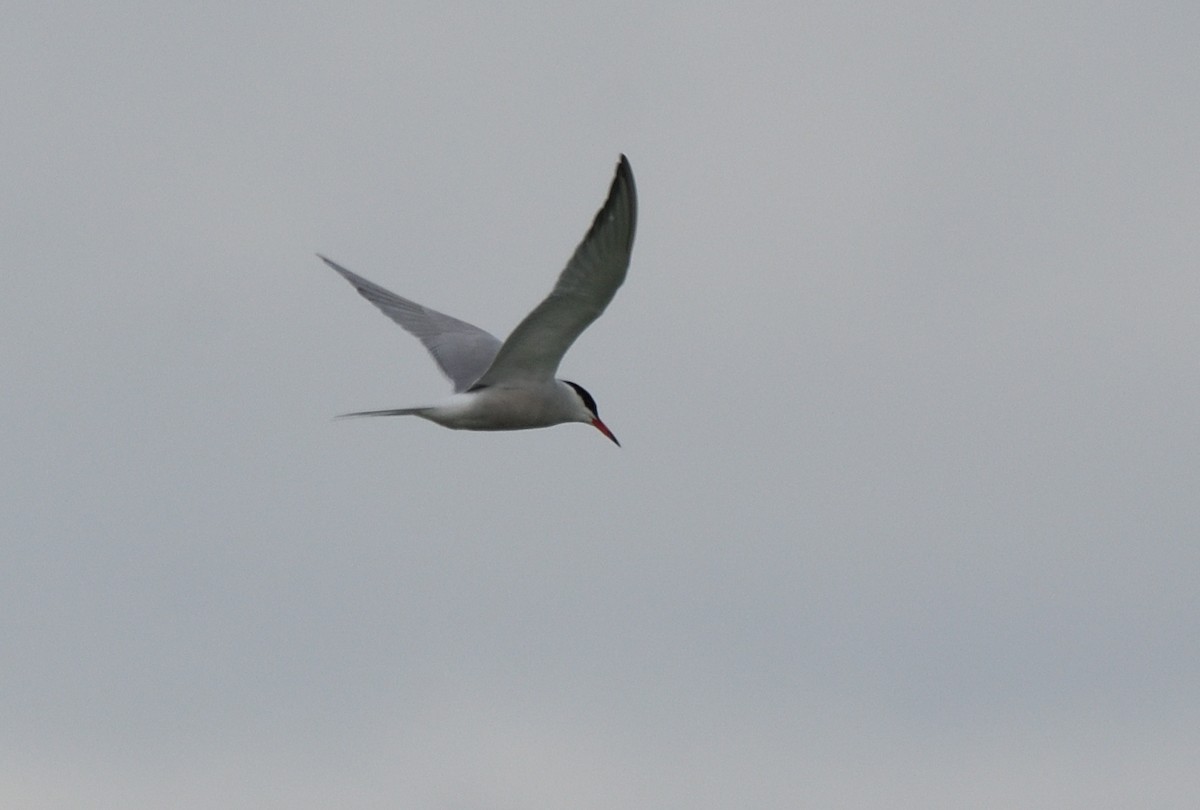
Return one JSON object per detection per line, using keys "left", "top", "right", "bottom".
{"left": 320, "top": 155, "right": 636, "bottom": 445}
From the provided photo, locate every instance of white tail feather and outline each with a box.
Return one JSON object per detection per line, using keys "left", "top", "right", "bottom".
{"left": 336, "top": 408, "right": 428, "bottom": 418}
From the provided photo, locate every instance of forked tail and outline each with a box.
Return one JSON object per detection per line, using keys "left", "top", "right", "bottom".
{"left": 336, "top": 408, "right": 429, "bottom": 418}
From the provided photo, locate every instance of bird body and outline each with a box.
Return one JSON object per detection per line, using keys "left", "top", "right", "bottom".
{"left": 321, "top": 155, "right": 636, "bottom": 446}
{"left": 390, "top": 382, "right": 594, "bottom": 431}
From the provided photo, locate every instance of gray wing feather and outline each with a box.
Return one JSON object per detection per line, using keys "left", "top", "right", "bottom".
{"left": 472, "top": 155, "right": 637, "bottom": 387}
{"left": 319, "top": 255, "right": 501, "bottom": 392}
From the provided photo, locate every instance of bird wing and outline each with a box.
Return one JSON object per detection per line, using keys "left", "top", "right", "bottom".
{"left": 319, "top": 254, "right": 502, "bottom": 392}
{"left": 471, "top": 155, "right": 637, "bottom": 388}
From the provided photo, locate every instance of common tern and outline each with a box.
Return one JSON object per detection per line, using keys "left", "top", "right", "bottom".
{"left": 320, "top": 155, "right": 636, "bottom": 445}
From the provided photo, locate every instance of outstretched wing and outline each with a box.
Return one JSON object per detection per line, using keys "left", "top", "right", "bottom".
{"left": 320, "top": 255, "right": 501, "bottom": 392}
{"left": 471, "top": 155, "right": 637, "bottom": 388}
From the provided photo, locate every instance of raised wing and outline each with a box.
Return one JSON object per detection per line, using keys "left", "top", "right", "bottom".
{"left": 472, "top": 155, "right": 637, "bottom": 388}
{"left": 319, "top": 254, "right": 501, "bottom": 392}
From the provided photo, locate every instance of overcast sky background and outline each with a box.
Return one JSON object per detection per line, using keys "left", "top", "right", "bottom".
{"left": 3, "top": 3, "right": 1198, "bottom": 808}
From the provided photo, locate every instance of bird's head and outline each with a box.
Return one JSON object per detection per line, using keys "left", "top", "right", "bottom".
{"left": 562, "top": 380, "right": 619, "bottom": 446}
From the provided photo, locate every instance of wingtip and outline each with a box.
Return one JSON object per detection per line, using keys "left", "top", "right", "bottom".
{"left": 611, "top": 154, "right": 636, "bottom": 245}
{"left": 317, "top": 253, "right": 352, "bottom": 278}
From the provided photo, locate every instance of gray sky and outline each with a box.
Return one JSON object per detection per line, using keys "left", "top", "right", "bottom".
{"left": 3, "top": 3, "right": 1198, "bottom": 808}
